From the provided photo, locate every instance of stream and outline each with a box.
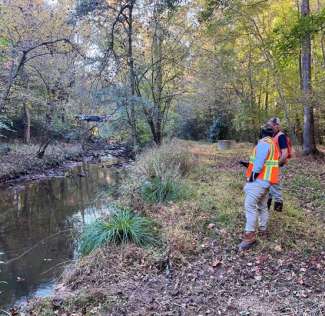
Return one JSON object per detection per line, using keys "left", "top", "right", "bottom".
{"left": 0, "top": 162, "right": 123, "bottom": 308}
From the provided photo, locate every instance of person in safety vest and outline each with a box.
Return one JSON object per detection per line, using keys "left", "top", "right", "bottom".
{"left": 239, "top": 124, "right": 280, "bottom": 251}
{"left": 267, "top": 117, "right": 288, "bottom": 212}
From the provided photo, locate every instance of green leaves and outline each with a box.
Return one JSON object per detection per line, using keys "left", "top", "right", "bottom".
{"left": 199, "top": 0, "right": 234, "bottom": 22}
{"left": 141, "top": 176, "right": 187, "bottom": 203}
{"left": 273, "top": 8, "right": 325, "bottom": 57}
{"left": 0, "top": 37, "right": 9, "bottom": 48}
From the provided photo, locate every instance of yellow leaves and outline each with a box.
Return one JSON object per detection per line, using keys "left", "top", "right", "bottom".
{"left": 1, "top": 0, "right": 74, "bottom": 46}
{"left": 274, "top": 244, "right": 283, "bottom": 252}
{"left": 105, "top": 0, "right": 120, "bottom": 6}
{"left": 211, "top": 257, "right": 222, "bottom": 267}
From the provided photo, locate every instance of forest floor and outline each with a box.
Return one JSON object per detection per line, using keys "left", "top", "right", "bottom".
{"left": 0, "top": 140, "right": 132, "bottom": 185}
{"left": 21, "top": 142, "right": 325, "bottom": 316}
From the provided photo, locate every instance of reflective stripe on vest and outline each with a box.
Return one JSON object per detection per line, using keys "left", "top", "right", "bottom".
{"left": 273, "top": 131, "right": 284, "bottom": 144}
{"left": 273, "top": 131, "right": 290, "bottom": 162}
{"left": 245, "top": 137, "right": 280, "bottom": 184}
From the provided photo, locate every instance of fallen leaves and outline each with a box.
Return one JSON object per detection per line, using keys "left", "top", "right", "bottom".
{"left": 254, "top": 274, "right": 262, "bottom": 281}
{"left": 9, "top": 308, "right": 19, "bottom": 316}
{"left": 255, "top": 255, "right": 268, "bottom": 265}
{"left": 211, "top": 258, "right": 222, "bottom": 268}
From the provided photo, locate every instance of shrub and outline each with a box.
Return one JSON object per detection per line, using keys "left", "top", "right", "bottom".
{"left": 79, "top": 207, "right": 158, "bottom": 256}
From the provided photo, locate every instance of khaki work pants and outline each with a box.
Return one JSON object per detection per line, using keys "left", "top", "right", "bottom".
{"left": 244, "top": 181, "right": 270, "bottom": 232}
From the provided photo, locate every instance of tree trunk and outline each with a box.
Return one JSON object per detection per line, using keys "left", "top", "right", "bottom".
{"left": 320, "top": 33, "right": 325, "bottom": 68}
{"left": 36, "top": 139, "right": 51, "bottom": 159}
{"left": 245, "top": 13, "right": 297, "bottom": 142}
{"left": 264, "top": 90, "right": 269, "bottom": 112}
{"left": 301, "top": 0, "right": 318, "bottom": 154}
{"left": 127, "top": 0, "right": 138, "bottom": 151}
{"left": 0, "top": 53, "right": 26, "bottom": 112}
{"left": 154, "top": 119, "right": 162, "bottom": 145}
{"left": 23, "top": 102, "right": 31, "bottom": 144}
{"left": 296, "top": 0, "right": 303, "bottom": 90}
{"left": 151, "top": 5, "right": 164, "bottom": 145}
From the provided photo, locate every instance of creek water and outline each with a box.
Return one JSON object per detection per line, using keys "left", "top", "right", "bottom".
{"left": 0, "top": 162, "right": 122, "bottom": 308}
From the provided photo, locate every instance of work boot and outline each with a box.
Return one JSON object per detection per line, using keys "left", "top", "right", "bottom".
{"left": 267, "top": 198, "right": 272, "bottom": 210}
{"left": 274, "top": 201, "right": 283, "bottom": 212}
{"left": 238, "top": 232, "right": 257, "bottom": 251}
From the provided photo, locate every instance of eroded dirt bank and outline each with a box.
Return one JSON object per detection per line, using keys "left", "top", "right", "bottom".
{"left": 0, "top": 141, "right": 133, "bottom": 186}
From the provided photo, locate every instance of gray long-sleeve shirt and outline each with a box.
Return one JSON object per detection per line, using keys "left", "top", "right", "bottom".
{"left": 253, "top": 138, "right": 271, "bottom": 188}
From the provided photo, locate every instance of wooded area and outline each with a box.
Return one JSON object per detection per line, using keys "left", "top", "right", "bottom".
{"left": 0, "top": 0, "right": 324, "bottom": 154}
{"left": 1, "top": 1, "right": 325, "bottom": 313}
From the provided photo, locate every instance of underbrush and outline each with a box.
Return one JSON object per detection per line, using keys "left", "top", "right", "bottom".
{"left": 136, "top": 139, "right": 193, "bottom": 178}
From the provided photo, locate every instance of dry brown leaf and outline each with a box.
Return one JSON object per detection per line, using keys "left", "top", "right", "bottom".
{"left": 211, "top": 258, "right": 222, "bottom": 267}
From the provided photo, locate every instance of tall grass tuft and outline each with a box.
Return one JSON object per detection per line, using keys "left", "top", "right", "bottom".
{"left": 141, "top": 176, "right": 187, "bottom": 203}
{"left": 135, "top": 139, "right": 193, "bottom": 180}
{"left": 79, "top": 207, "right": 158, "bottom": 256}
{"left": 121, "top": 139, "right": 193, "bottom": 206}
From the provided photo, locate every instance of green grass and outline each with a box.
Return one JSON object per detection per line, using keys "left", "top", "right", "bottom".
{"left": 191, "top": 167, "right": 244, "bottom": 230}
{"left": 288, "top": 174, "right": 325, "bottom": 209}
{"left": 140, "top": 176, "right": 189, "bottom": 203}
{"left": 121, "top": 139, "right": 194, "bottom": 207}
{"left": 184, "top": 143, "right": 324, "bottom": 251}
{"left": 79, "top": 207, "right": 158, "bottom": 256}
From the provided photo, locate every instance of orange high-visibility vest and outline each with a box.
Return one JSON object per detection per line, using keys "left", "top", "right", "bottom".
{"left": 245, "top": 137, "right": 280, "bottom": 185}
{"left": 273, "top": 131, "right": 293, "bottom": 161}
{"left": 273, "top": 131, "right": 284, "bottom": 145}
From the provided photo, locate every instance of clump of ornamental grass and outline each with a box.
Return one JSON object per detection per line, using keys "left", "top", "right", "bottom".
{"left": 79, "top": 207, "right": 158, "bottom": 256}
{"left": 121, "top": 139, "right": 193, "bottom": 206}
{"left": 135, "top": 139, "right": 193, "bottom": 179}
{"left": 141, "top": 176, "right": 188, "bottom": 203}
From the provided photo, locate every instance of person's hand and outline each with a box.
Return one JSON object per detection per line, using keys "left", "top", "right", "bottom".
{"left": 239, "top": 160, "right": 249, "bottom": 168}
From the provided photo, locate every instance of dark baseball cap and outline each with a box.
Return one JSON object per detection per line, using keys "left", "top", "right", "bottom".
{"left": 260, "top": 124, "right": 275, "bottom": 138}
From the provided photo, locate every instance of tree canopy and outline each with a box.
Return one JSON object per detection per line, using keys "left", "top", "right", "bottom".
{"left": 0, "top": 0, "right": 324, "bottom": 152}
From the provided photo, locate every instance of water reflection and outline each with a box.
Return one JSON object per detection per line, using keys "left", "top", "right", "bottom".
{"left": 0, "top": 163, "right": 121, "bottom": 308}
